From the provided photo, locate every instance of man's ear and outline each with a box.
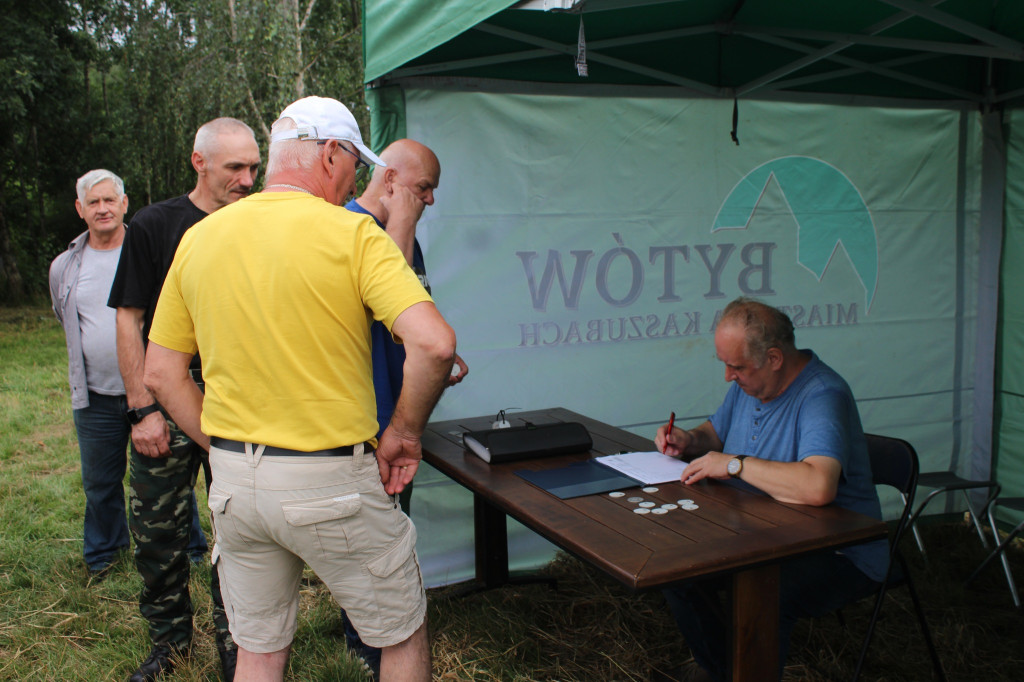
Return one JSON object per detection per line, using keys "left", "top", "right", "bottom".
{"left": 74, "top": 199, "right": 85, "bottom": 220}
{"left": 383, "top": 167, "right": 397, "bottom": 193}
{"left": 122, "top": 194, "right": 129, "bottom": 214}
{"left": 766, "top": 347, "right": 784, "bottom": 370}
{"left": 321, "top": 141, "right": 338, "bottom": 177}
{"left": 191, "top": 150, "right": 206, "bottom": 175}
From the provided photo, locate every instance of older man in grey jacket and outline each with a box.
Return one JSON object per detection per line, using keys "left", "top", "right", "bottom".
{"left": 50, "top": 170, "right": 206, "bottom": 582}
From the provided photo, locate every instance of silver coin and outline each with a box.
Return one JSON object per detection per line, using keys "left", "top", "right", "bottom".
{"left": 639, "top": 501, "right": 656, "bottom": 508}
{"left": 661, "top": 504, "right": 678, "bottom": 510}
{"left": 627, "top": 496, "right": 644, "bottom": 503}
{"left": 677, "top": 499, "right": 694, "bottom": 506}
{"left": 682, "top": 503, "right": 699, "bottom": 510}
{"left": 633, "top": 507, "right": 651, "bottom": 515}
{"left": 651, "top": 508, "right": 669, "bottom": 515}
{"left": 642, "top": 486, "right": 659, "bottom": 493}
{"left": 608, "top": 491, "right": 625, "bottom": 498}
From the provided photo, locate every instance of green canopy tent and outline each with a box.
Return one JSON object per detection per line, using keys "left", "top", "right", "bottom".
{"left": 361, "top": 0, "right": 1024, "bottom": 586}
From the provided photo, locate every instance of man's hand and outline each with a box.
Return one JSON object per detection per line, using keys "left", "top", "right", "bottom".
{"left": 679, "top": 451, "right": 732, "bottom": 485}
{"left": 447, "top": 353, "right": 469, "bottom": 386}
{"left": 375, "top": 425, "right": 423, "bottom": 495}
{"left": 679, "top": 451, "right": 842, "bottom": 506}
{"left": 131, "top": 411, "right": 171, "bottom": 458}
{"left": 117, "top": 306, "right": 172, "bottom": 457}
{"left": 381, "top": 183, "right": 427, "bottom": 226}
{"left": 656, "top": 423, "right": 693, "bottom": 458}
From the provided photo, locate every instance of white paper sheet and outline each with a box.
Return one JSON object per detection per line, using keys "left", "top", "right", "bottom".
{"left": 593, "top": 451, "right": 688, "bottom": 485}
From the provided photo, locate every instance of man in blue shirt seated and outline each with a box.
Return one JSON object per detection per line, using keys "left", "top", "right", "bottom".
{"left": 654, "top": 297, "right": 887, "bottom": 682}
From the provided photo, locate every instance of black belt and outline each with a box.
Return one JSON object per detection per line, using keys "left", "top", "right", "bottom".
{"left": 210, "top": 436, "right": 361, "bottom": 457}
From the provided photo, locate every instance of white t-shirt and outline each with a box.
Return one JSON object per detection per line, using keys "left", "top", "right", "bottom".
{"left": 77, "top": 245, "right": 125, "bottom": 395}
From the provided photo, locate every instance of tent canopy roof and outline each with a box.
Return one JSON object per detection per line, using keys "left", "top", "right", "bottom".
{"left": 365, "top": 0, "right": 1024, "bottom": 107}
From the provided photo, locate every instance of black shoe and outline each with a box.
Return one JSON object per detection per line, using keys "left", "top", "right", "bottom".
{"left": 128, "top": 644, "right": 185, "bottom": 682}
{"left": 218, "top": 645, "right": 237, "bottom": 682}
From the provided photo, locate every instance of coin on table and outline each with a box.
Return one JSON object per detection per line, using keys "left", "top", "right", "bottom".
{"left": 677, "top": 499, "right": 694, "bottom": 506}
{"left": 682, "top": 503, "right": 699, "bottom": 510}
{"left": 661, "top": 503, "right": 678, "bottom": 510}
{"left": 608, "top": 491, "right": 625, "bottom": 498}
{"left": 633, "top": 507, "right": 651, "bottom": 515}
{"left": 639, "top": 501, "right": 656, "bottom": 508}
{"left": 627, "top": 496, "right": 645, "bottom": 503}
{"left": 642, "top": 486, "right": 659, "bottom": 493}
{"left": 651, "top": 508, "right": 669, "bottom": 515}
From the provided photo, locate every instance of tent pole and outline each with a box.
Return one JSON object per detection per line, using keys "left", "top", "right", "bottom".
{"left": 973, "top": 110, "right": 1007, "bottom": 503}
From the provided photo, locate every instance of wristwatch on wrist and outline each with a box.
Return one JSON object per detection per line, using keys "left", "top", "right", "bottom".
{"left": 126, "top": 403, "right": 160, "bottom": 425}
{"left": 727, "top": 455, "right": 748, "bottom": 478}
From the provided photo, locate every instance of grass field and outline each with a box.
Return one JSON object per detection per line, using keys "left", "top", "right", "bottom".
{"left": 2, "top": 304, "right": 1022, "bottom": 681}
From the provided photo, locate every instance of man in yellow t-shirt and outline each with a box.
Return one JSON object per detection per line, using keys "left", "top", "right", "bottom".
{"left": 144, "top": 96, "right": 456, "bottom": 682}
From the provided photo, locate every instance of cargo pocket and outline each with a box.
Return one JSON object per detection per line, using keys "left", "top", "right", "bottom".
{"left": 366, "top": 519, "right": 423, "bottom": 607}
{"left": 207, "top": 487, "right": 245, "bottom": 549}
{"left": 281, "top": 493, "right": 362, "bottom": 559}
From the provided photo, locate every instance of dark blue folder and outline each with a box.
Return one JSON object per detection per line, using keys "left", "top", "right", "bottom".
{"left": 515, "top": 459, "right": 642, "bottom": 499}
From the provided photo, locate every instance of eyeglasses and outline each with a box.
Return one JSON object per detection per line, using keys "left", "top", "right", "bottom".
{"left": 320, "top": 140, "right": 370, "bottom": 178}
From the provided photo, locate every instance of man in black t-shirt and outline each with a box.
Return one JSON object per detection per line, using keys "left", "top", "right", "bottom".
{"left": 108, "top": 117, "right": 260, "bottom": 682}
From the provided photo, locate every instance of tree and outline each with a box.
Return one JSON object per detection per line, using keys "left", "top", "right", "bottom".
{"left": 0, "top": 0, "right": 367, "bottom": 304}
{"left": 0, "top": 0, "right": 92, "bottom": 303}
{"left": 223, "top": 0, "right": 365, "bottom": 146}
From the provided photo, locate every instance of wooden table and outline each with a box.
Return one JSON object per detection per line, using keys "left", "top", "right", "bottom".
{"left": 421, "top": 407, "right": 887, "bottom": 682}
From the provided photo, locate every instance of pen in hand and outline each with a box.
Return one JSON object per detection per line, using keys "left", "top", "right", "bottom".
{"left": 660, "top": 411, "right": 678, "bottom": 458}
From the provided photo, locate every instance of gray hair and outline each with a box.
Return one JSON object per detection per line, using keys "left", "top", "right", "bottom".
{"left": 194, "top": 117, "right": 256, "bottom": 156}
{"left": 266, "top": 117, "right": 320, "bottom": 176}
{"left": 266, "top": 116, "right": 356, "bottom": 177}
{"left": 76, "top": 169, "right": 125, "bottom": 203}
{"left": 720, "top": 297, "right": 796, "bottom": 366}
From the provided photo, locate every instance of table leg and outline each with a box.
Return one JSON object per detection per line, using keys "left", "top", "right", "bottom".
{"left": 731, "top": 564, "right": 780, "bottom": 682}
{"left": 474, "top": 494, "right": 509, "bottom": 588}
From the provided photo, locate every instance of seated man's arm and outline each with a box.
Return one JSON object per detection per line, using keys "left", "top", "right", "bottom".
{"left": 656, "top": 420, "right": 723, "bottom": 460}
{"left": 376, "top": 301, "right": 456, "bottom": 494}
{"left": 143, "top": 342, "right": 208, "bottom": 451}
{"left": 682, "top": 452, "right": 841, "bottom": 507}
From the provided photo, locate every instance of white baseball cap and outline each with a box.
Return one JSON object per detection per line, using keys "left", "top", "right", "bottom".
{"left": 271, "top": 96, "right": 385, "bottom": 168}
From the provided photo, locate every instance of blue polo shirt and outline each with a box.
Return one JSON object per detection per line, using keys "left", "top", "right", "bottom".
{"left": 710, "top": 351, "right": 888, "bottom": 582}
{"left": 344, "top": 199, "right": 430, "bottom": 437}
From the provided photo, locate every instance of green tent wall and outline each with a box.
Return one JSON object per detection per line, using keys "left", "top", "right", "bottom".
{"left": 362, "top": 0, "right": 1024, "bottom": 583}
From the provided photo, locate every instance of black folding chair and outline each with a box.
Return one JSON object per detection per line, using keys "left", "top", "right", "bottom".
{"left": 852, "top": 434, "right": 946, "bottom": 681}
{"left": 965, "top": 496, "right": 1024, "bottom": 608}
{"left": 906, "top": 469, "right": 1000, "bottom": 564}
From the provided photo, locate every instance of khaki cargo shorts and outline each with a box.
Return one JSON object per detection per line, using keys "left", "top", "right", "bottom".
{"left": 207, "top": 442, "right": 426, "bottom": 653}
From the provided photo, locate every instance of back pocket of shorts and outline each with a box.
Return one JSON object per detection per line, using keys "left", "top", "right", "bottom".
{"left": 281, "top": 494, "right": 363, "bottom": 558}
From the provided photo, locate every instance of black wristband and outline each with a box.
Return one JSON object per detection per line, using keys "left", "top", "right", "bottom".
{"left": 126, "top": 403, "right": 160, "bottom": 425}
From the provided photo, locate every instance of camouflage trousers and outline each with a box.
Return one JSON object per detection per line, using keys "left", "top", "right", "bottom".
{"left": 129, "top": 413, "right": 233, "bottom": 653}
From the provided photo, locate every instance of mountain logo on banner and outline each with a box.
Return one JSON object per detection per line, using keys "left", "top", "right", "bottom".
{"left": 711, "top": 155, "right": 878, "bottom": 308}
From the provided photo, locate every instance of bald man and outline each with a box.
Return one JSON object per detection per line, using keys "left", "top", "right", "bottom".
{"left": 341, "top": 139, "right": 467, "bottom": 677}
{"left": 347, "top": 139, "right": 468, "bottom": 438}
